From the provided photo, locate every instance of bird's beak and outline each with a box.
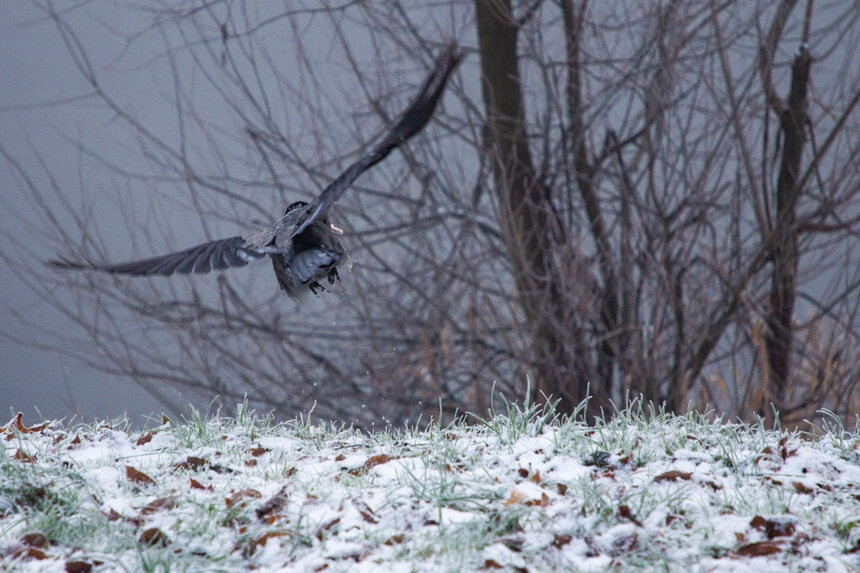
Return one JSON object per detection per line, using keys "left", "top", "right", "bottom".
{"left": 330, "top": 223, "right": 344, "bottom": 235}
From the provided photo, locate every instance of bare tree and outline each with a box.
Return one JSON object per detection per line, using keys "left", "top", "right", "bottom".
{"left": 3, "top": 0, "right": 860, "bottom": 426}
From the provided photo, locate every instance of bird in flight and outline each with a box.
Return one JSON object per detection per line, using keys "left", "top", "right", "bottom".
{"left": 50, "top": 43, "right": 462, "bottom": 300}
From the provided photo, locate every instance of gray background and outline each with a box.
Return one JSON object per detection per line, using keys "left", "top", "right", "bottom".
{"left": 1, "top": 3, "right": 190, "bottom": 425}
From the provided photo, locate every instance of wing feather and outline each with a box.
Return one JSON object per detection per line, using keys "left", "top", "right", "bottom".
{"left": 290, "top": 42, "right": 463, "bottom": 239}
{"left": 48, "top": 236, "right": 266, "bottom": 276}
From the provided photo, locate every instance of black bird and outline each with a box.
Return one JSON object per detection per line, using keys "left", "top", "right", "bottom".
{"left": 50, "top": 43, "right": 462, "bottom": 300}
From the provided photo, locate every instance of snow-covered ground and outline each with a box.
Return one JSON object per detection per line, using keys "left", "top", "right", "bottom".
{"left": 1, "top": 400, "right": 859, "bottom": 572}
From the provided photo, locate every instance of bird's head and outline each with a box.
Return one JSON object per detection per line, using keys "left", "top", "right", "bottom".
{"left": 285, "top": 201, "right": 343, "bottom": 235}
{"left": 285, "top": 201, "right": 309, "bottom": 216}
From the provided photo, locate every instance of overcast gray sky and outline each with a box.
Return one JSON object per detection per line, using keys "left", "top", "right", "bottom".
{"left": 0, "top": 1, "right": 426, "bottom": 426}
{"left": 0, "top": 3, "right": 196, "bottom": 425}
{"left": 0, "top": 0, "right": 457, "bottom": 427}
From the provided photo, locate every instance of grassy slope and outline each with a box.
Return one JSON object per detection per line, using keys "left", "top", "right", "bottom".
{"left": 1, "top": 399, "right": 859, "bottom": 572}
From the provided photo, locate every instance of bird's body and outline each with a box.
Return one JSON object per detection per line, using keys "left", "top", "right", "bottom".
{"left": 248, "top": 201, "right": 346, "bottom": 299}
{"left": 50, "top": 43, "right": 462, "bottom": 301}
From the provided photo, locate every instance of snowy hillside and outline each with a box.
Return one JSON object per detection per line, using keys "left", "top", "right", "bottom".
{"left": 1, "top": 400, "right": 859, "bottom": 572}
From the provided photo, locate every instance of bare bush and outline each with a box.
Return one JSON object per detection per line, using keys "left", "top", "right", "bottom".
{"left": 4, "top": 0, "right": 860, "bottom": 426}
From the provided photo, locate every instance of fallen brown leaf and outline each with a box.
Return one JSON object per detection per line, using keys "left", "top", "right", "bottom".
{"left": 341, "top": 550, "right": 367, "bottom": 562}
{"left": 256, "top": 486, "right": 289, "bottom": 520}
{"left": 654, "top": 470, "right": 692, "bottom": 483}
{"left": 735, "top": 541, "right": 782, "bottom": 557}
{"left": 65, "top": 561, "right": 93, "bottom": 573}
{"left": 11, "top": 546, "right": 48, "bottom": 560}
{"left": 750, "top": 515, "right": 796, "bottom": 539}
{"left": 618, "top": 505, "right": 643, "bottom": 526}
{"left": 384, "top": 534, "right": 406, "bottom": 545}
{"left": 503, "top": 489, "right": 527, "bottom": 507}
{"left": 604, "top": 531, "right": 638, "bottom": 556}
{"left": 524, "top": 492, "right": 551, "bottom": 507}
{"left": 793, "top": 482, "right": 814, "bottom": 494}
{"left": 174, "top": 456, "right": 207, "bottom": 472}
{"left": 189, "top": 478, "right": 208, "bottom": 490}
{"left": 243, "top": 531, "right": 289, "bottom": 557}
{"left": 138, "top": 528, "right": 170, "bottom": 547}
{"left": 20, "top": 533, "right": 48, "bottom": 548}
{"left": 125, "top": 466, "right": 156, "bottom": 487}
{"left": 9, "top": 413, "right": 47, "bottom": 434}
{"left": 225, "top": 489, "right": 261, "bottom": 509}
{"left": 365, "top": 454, "right": 396, "bottom": 469}
{"left": 140, "top": 495, "right": 178, "bottom": 515}
{"left": 353, "top": 499, "right": 379, "bottom": 523}
{"left": 315, "top": 517, "right": 341, "bottom": 540}
{"left": 700, "top": 479, "right": 723, "bottom": 491}
{"left": 13, "top": 450, "right": 35, "bottom": 463}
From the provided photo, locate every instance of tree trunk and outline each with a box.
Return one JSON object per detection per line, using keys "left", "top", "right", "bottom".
{"left": 765, "top": 46, "right": 810, "bottom": 420}
{"left": 561, "top": 0, "right": 617, "bottom": 412}
{"left": 474, "top": 0, "right": 597, "bottom": 416}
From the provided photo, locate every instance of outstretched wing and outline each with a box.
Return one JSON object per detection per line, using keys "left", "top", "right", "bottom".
{"left": 290, "top": 42, "right": 463, "bottom": 239}
{"left": 48, "top": 236, "right": 267, "bottom": 276}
